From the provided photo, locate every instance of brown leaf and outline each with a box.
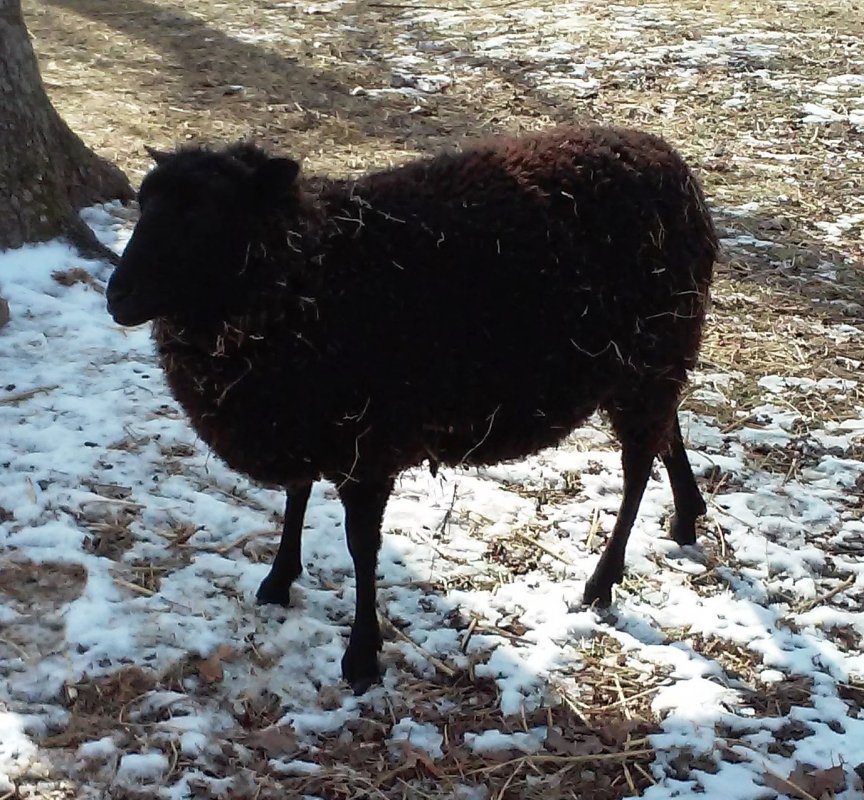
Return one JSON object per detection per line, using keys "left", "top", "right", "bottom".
{"left": 398, "top": 742, "right": 443, "bottom": 777}
{"left": 345, "top": 718, "right": 387, "bottom": 743}
{"left": 215, "top": 644, "right": 238, "bottom": 662}
{"left": 51, "top": 268, "right": 103, "bottom": 293}
{"left": 196, "top": 652, "right": 225, "bottom": 683}
{"left": 795, "top": 764, "right": 846, "bottom": 796}
{"left": 480, "top": 747, "right": 524, "bottom": 763}
{"left": 596, "top": 718, "right": 643, "bottom": 747}
{"left": 544, "top": 729, "right": 605, "bottom": 756}
{"left": 317, "top": 685, "right": 344, "bottom": 710}
{"left": 503, "top": 620, "right": 528, "bottom": 637}
{"left": 572, "top": 735, "right": 608, "bottom": 756}
{"left": 763, "top": 763, "right": 847, "bottom": 799}
{"left": 195, "top": 644, "right": 238, "bottom": 684}
{"left": 544, "top": 728, "right": 572, "bottom": 754}
{"left": 243, "top": 725, "right": 298, "bottom": 757}
{"left": 446, "top": 744, "right": 471, "bottom": 765}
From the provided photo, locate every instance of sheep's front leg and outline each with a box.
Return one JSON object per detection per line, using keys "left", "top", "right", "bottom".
{"left": 338, "top": 477, "right": 393, "bottom": 695}
{"left": 256, "top": 481, "right": 313, "bottom": 607}
{"left": 583, "top": 442, "right": 654, "bottom": 606}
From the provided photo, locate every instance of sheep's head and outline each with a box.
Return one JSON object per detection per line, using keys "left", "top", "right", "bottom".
{"left": 107, "top": 144, "right": 301, "bottom": 327}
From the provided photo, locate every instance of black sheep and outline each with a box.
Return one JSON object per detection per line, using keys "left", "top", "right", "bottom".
{"left": 107, "top": 126, "right": 718, "bottom": 694}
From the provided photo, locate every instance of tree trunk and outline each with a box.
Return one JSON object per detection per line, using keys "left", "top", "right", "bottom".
{"left": 0, "top": 0, "right": 134, "bottom": 258}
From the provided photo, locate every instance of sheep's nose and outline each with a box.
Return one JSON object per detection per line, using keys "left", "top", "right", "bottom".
{"left": 106, "top": 279, "right": 132, "bottom": 310}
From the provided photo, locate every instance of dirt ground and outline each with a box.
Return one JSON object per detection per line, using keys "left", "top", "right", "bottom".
{"left": 8, "top": 0, "right": 864, "bottom": 797}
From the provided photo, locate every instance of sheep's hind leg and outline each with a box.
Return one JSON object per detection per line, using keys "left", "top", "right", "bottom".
{"left": 256, "top": 482, "right": 313, "bottom": 607}
{"left": 661, "top": 415, "right": 706, "bottom": 546}
{"left": 584, "top": 390, "right": 679, "bottom": 606}
{"left": 338, "top": 477, "right": 393, "bottom": 695}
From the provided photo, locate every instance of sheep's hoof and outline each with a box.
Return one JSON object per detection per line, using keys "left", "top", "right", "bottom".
{"left": 341, "top": 640, "right": 382, "bottom": 696}
{"left": 583, "top": 576, "right": 614, "bottom": 608}
{"left": 255, "top": 572, "right": 297, "bottom": 607}
{"left": 346, "top": 669, "right": 381, "bottom": 697}
{"left": 669, "top": 514, "right": 698, "bottom": 546}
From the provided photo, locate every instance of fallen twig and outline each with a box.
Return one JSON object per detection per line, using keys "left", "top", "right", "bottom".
{"left": 796, "top": 574, "right": 856, "bottom": 614}
{"left": 603, "top": 680, "right": 670, "bottom": 712}
{"left": 467, "top": 747, "right": 656, "bottom": 775}
{"left": 80, "top": 497, "right": 144, "bottom": 509}
{"left": 0, "top": 637, "right": 32, "bottom": 662}
{"left": 113, "top": 577, "right": 156, "bottom": 596}
{"left": 514, "top": 529, "right": 573, "bottom": 565}
{"left": 0, "top": 385, "right": 59, "bottom": 404}
{"left": 586, "top": 506, "right": 602, "bottom": 551}
{"left": 380, "top": 614, "right": 457, "bottom": 677}
{"left": 720, "top": 740, "right": 820, "bottom": 800}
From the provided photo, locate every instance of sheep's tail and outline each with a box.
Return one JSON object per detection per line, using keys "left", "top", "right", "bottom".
{"left": 674, "top": 170, "right": 718, "bottom": 372}
{"left": 688, "top": 170, "right": 720, "bottom": 284}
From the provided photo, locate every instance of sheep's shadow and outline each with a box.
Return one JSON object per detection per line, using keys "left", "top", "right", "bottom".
{"left": 713, "top": 206, "right": 864, "bottom": 316}
{"left": 600, "top": 576, "right": 855, "bottom": 714}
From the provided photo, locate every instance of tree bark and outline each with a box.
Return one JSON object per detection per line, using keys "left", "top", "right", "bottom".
{"left": 0, "top": 0, "right": 134, "bottom": 258}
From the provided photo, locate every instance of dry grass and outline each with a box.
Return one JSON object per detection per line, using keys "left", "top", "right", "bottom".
{"left": 0, "top": 561, "right": 87, "bottom": 606}
{"left": 37, "top": 662, "right": 661, "bottom": 800}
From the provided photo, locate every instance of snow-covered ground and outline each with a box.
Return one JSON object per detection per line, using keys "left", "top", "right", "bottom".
{"left": 3, "top": 0, "right": 864, "bottom": 794}
{"left": 0, "top": 202, "right": 861, "bottom": 798}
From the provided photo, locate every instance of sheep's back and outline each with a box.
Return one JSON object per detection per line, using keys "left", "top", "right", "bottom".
{"left": 300, "top": 126, "right": 716, "bottom": 472}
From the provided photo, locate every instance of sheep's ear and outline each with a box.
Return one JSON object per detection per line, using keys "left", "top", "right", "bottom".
{"left": 144, "top": 145, "right": 172, "bottom": 165}
{"left": 254, "top": 158, "right": 301, "bottom": 199}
